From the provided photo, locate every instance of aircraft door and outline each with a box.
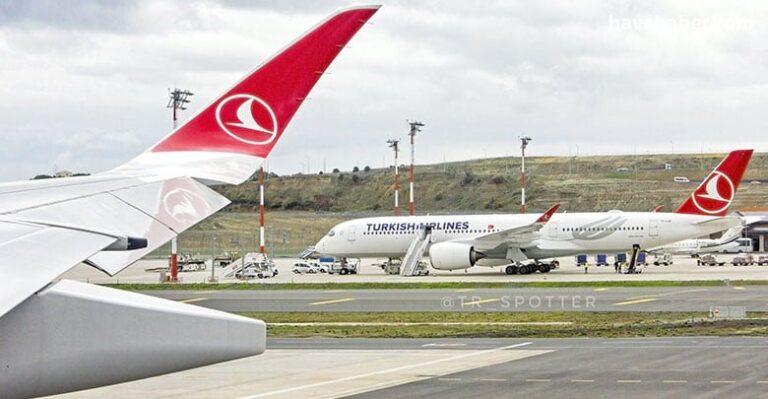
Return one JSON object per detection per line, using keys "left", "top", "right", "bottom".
{"left": 548, "top": 222, "right": 558, "bottom": 239}
{"left": 347, "top": 225, "right": 356, "bottom": 242}
{"left": 649, "top": 220, "right": 659, "bottom": 237}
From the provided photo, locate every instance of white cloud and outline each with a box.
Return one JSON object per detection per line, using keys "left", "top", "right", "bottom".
{"left": 0, "top": 0, "right": 766, "bottom": 181}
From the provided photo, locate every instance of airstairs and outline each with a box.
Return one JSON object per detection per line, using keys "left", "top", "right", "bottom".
{"left": 401, "top": 227, "right": 432, "bottom": 276}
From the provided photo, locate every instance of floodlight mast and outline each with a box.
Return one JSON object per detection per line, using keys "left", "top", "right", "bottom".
{"left": 519, "top": 136, "right": 532, "bottom": 214}
{"left": 387, "top": 139, "right": 401, "bottom": 216}
{"left": 166, "top": 88, "right": 194, "bottom": 282}
{"left": 407, "top": 120, "right": 424, "bottom": 216}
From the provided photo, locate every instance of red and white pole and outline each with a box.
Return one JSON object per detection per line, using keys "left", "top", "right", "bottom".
{"left": 408, "top": 134, "right": 415, "bottom": 216}
{"left": 259, "top": 167, "right": 266, "bottom": 254}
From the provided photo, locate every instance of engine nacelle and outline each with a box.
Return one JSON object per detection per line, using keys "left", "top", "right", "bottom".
{"left": 429, "top": 242, "right": 486, "bottom": 270}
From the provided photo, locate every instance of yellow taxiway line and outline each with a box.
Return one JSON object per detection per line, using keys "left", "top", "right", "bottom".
{"left": 309, "top": 297, "right": 356, "bottom": 306}
{"left": 179, "top": 297, "right": 208, "bottom": 304}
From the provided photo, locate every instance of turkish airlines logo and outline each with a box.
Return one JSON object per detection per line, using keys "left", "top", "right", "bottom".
{"left": 215, "top": 94, "right": 278, "bottom": 145}
{"left": 163, "top": 188, "right": 212, "bottom": 224}
{"left": 690, "top": 171, "right": 735, "bottom": 215}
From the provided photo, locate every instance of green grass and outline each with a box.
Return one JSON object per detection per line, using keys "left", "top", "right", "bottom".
{"left": 106, "top": 280, "right": 768, "bottom": 291}
{"left": 241, "top": 311, "right": 768, "bottom": 338}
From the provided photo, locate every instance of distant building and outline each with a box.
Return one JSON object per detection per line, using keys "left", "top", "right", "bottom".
{"left": 664, "top": 163, "right": 673, "bottom": 170}
{"left": 54, "top": 170, "right": 73, "bottom": 178}
{"left": 740, "top": 208, "right": 768, "bottom": 252}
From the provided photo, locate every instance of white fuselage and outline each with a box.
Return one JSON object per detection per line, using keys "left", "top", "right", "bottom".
{"left": 315, "top": 211, "right": 739, "bottom": 266}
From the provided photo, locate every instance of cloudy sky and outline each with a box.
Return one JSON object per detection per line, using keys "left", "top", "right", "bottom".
{"left": 1, "top": 0, "right": 766, "bottom": 181}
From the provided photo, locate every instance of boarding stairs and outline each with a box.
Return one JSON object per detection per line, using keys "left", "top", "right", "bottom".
{"left": 298, "top": 246, "right": 316, "bottom": 259}
{"left": 401, "top": 227, "right": 432, "bottom": 276}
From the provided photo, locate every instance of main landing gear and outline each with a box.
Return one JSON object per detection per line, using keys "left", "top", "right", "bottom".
{"left": 505, "top": 260, "right": 559, "bottom": 275}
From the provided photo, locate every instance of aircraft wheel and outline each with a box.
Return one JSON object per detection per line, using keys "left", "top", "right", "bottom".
{"left": 518, "top": 265, "right": 531, "bottom": 275}
{"left": 539, "top": 264, "right": 551, "bottom": 273}
{"left": 505, "top": 265, "right": 518, "bottom": 275}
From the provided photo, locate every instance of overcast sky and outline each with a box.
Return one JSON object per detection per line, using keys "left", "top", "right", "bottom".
{"left": 1, "top": 0, "right": 766, "bottom": 181}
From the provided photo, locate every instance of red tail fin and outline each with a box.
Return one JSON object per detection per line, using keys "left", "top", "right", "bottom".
{"left": 675, "top": 149, "right": 753, "bottom": 216}
{"left": 150, "top": 6, "right": 380, "bottom": 158}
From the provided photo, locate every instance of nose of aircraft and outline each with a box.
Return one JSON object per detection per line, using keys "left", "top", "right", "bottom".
{"left": 315, "top": 236, "right": 327, "bottom": 254}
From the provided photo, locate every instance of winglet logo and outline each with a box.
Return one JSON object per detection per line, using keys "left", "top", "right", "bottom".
{"left": 163, "top": 188, "right": 212, "bottom": 224}
{"left": 691, "top": 171, "right": 735, "bottom": 215}
{"left": 215, "top": 94, "right": 278, "bottom": 145}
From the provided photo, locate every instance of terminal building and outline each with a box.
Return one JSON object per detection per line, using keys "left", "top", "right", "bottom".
{"left": 741, "top": 208, "right": 768, "bottom": 253}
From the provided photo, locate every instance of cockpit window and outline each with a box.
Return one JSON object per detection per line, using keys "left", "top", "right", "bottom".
{"left": 328, "top": 230, "right": 336, "bottom": 237}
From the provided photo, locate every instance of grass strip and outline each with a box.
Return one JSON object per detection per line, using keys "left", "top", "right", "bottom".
{"left": 238, "top": 311, "right": 768, "bottom": 338}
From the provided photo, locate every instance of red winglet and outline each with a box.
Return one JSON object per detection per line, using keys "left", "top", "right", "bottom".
{"left": 536, "top": 203, "right": 560, "bottom": 224}
{"left": 675, "top": 149, "right": 753, "bottom": 217}
{"left": 150, "top": 6, "right": 380, "bottom": 158}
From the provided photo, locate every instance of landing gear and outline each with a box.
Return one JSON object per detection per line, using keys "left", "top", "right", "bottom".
{"left": 504, "top": 260, "right": 558, "bottom": 275}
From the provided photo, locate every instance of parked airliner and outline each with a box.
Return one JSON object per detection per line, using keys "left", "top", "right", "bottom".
{"left": 315, "top": 150, "right": 752, "bottom": 274}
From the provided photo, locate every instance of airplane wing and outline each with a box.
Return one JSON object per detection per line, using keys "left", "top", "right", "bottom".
{"left": 470, "top": 204, "right": 560, "bottom": 248}
{"left": 0, "top": 6, "right": 380, "bottom": 399}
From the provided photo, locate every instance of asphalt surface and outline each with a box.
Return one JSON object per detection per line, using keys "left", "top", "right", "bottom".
{"left": 317, "top": 337, "right": 768, "bottom": 399}
{"left": 146, "top": 285, "right": 768, "bottom": 312}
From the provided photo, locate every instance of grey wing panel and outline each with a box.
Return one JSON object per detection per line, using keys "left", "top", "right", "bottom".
{"left": 0, "top": 220, "right": 116, "bottom": 318}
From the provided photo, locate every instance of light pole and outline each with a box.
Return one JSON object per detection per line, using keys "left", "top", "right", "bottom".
{"left": 387, "top": 139, "right": 400, "bottom": 216}
{"left": 519, "top": 136, "right": 532, "bottom": 213}
{"left": 407, "top": 120, "right": 424, "bottom": 216}
{"left": 166, "top": 88, "right": 193, "bottom": 282}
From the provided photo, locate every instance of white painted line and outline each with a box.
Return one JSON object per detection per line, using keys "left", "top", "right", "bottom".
{"left": 477, "top": 378, "right": 507, "bottom": 382}
{"left": 617, "top": 379, "right": 641, "bottom": 383}
{"left": 711, "top": 380, "right": 736, "bottom": 384}
{"left": 243, "top": 342, "right": 532, "bottom": 398}
{"left": 179, "top": 297, "right": 207, "bottom": 304}
{"left": 438, "top": 378, "right": 461, "bottom": 381}
{"left": 613, "top": 298, "right": 657, "bottom": 306}
{"left": 526, "top": 378, "right": 551, "bottom": 382}
{"left": 571, "top": 379, "right": 594, "bottom": 383}
{"left": 422, "top": 343, "right": 468, "bottom": 347}
{"left": 309, "top": 297, "right": 355, "bottom": 306}
{"left": 462, "top": 298, "right": 500, "bottom": 306}
{"left": 663, "top": 380, "right": 688, "bottom": 384}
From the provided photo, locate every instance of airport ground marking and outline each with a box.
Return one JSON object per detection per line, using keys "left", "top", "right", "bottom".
{"left": 663, "top": 380, "right": 688, "bottom": 384}
{"left": 612, "top": 298, "right": 657, "bottom": 306}
{"left": 526, "top": 378, "right": 551, "bottom": 382}
{"left": 733, "top": 286, "right": 746, "bottom": 290}
{"left": 456, "top": 288, "right": 475, "bottom": 292}
{"left": 462, "top": 298, "right": 501, "bottom": 306}
{"left": 570, "top": 379, "right": 594, "bottom": 383}
{"left": 624, "top": 288, "right": 710, "bottom": 301}
{"left": 179, "top": 297, "right": 208, "bottom": 304}
{"left": 309, "top": 297, "right": 356, "bottom": 306}
{"left": 477, "top": 378, "right": 507, "bottom": 382}
{"left": 594, "top": 288, "right": 610, "bottom": 292}
{"left": 438, "top": 378, "right": 462, "bottom": 381}
{"left": 244, "top": 342, "right": 533, "bottom": 398}
{"left": 617, "top": 379, "right": 642, "bottom": 383}
{"left": 756, "top": 381, "right": 768, "bottom": 384}
{"left": 711, "top": 380, "right": 736, "bottom": 384}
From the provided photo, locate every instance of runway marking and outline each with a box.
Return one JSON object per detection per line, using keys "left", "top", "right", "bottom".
{"left": 613, "top": 298, "right": 657, "bottom": 306}
{"left": 711, "top": 380, "right": 735, "bottom": 384}
{"left": 179, "top": 297, "right": 208, "bottom": 304}
{"left": 437, "top": 378, "right": 461, "bottom": 382}
{"left": 571, "top": 379, "right": 594, "bottom": 383}
{"left": 663, "top": 380, "right": 688, "bottom": 384}
{"left": 456, "top": 288, "right": 475, "bottom": 292}
{"left": 422, "top": 343, "right": 468, "bottom": 347}
{"left": 477, "top": 378, "right": 507, "bottom": 382}
{"left": 309, "top": 297, "right": 355, "bottom": 306}
{"left": 617, "top": 379, "right": 641, "bottom": 383}
{"left": 733, "top": 286, "right": 746, "bottom": 290}
{"left": 594, "top": 288, "right": 610, "bottom": 292}
{"left": 244, "top": 342, "right": 533, "bottom": 398}
{"left": 756, "top": 381, "right": 768, "bottom": 384}
{"left": 526, "top": 378, "right": 551, "bottom": 382}
{"left": 624, "top": 288, "right": 709, "bottom": 301}
{"left": 463, "top": 298, "right": 500, "bottom": 306}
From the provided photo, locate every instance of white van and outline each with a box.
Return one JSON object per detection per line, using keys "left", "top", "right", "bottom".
{"left": 673, "top": 176, "right": 690, "bottom": 183}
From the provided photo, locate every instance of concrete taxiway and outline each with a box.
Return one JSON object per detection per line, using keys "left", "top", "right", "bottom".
{"left": 61, "top": 255, "right": 768, "bottom": 285}
{"left": 145, "top": 285, "right": 768, "bottom": 312}
{"left": 49, "top": 337, "right": 768, "bottom": 398}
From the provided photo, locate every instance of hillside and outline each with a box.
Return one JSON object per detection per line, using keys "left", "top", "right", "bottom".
{"left": 218, "top": 152, "right": 768, "bottom": 214}
{"left": 160, "top": 152, "right": 768, "bottom": 258}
